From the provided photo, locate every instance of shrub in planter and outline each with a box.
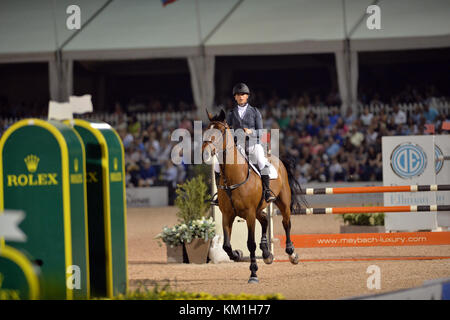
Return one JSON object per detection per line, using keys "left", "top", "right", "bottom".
{"left": 155, "top": 224, "right": 189, "bottom": 263}
{"left": 174, "top": 176, "right": 215, "bottom": 263}
{"left": 340, "top": 212, "right": 385, "bottom": 233}
{"left": 175, "top": 176, "right": 211, "bottom": 223}
{"left": 341, "top": 213, "right": 385, "bottom": 226}
{"left": 156, "top": 176, "right": 215, "bottom": 263}
{"left": 183, "top": 217, "right": 216, "bottom": 263}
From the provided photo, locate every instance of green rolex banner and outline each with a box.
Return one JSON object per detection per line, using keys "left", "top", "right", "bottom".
{"left": 65, "top": 119, "right": 128, "bottom": 298}
{"left": 0, "top": 119, "right": 90, "bottom": 299}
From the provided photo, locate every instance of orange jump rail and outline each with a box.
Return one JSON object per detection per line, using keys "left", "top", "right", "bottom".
{"left": 301, "top": 184, "right": 450, "bottom": 195}
{"left": 300, "top": 205, "right": 450, "bottom": 215}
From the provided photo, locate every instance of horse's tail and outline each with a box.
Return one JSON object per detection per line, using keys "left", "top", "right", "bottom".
{"left": 280, "top": 155, "right": 308, "bottom": 214}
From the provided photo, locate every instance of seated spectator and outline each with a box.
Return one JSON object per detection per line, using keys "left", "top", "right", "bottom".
{"left": 423, "top": 104, "right": 439, "bottom": 123}
{"left": 161, "top": 160, "right": 178, "bottom": 188}
{"left": 122, "top": 129, "right": 134, "bottom": 149}
{"left": 297, "top": 158, "right": 311, "bottom": 177}
{"left": 126, "top": 162, "right": 141, "bottom": 188}
{"left": 161, "top": 160, "right": 179, "bottom": 205}
{"left": 335, "top": 118, "right": 349, "bottom": 138}
{"left": 360, "top": 107, "right": 374, "bottom": 126}
{"left": 129, "top": 145, "right": 145, "bottom": 163}
{"left": 367, "top": 146, "right": 382, "bottom": 180}
{"left": 329, "top": 157, "right": 345, "bottom": 182}
{"left": 411, "top": 105, "right": 423, "bottom": 124}
{"left": 344, "top": 107, "right": 357, "bottom": 125}
{"left": 277, "top": 110, "right": 291, "bottom": 130}
{"left": 328, "top": 107, "right": 340, "bottom": 126}
{"left": 298, "top": 130, "right": 312, "bottom": 145}
{"left": 385, "top": 116, "right": 396, "bottom": 133}
{"left": 393, "top": 104, "right": 407, "bottom": 125}
{"left": 325, "top": 137, "right": 341, "bottom": 158}
{"left": 306, "top": 118, "right": 321, "bottom": 137}
{"left": 349, "top": 124, "right": 364, "bottom": 148}
{"left": 345, "top": 157, "right": 360, "bottom": 182}
{"left": 138, "top": 159, "right": 157, "bottom": 187}
{"left": 310, "top": 136, "right": 324, "bottom": 155}
{"left": 365, "top": 125, "right": 378, "bottom": 145}
{"left": 128, "top": 115, "right": 141, "bottom": 137}
{"left": 158, "top": 138, "right": 173, "bottom": 164}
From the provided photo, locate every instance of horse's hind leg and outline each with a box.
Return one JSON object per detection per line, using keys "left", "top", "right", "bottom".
{"left": 256, "top": 210, "right": 273, "bottom": 264}
{"left": 275, "top": 196, "right": 299, "bottom": 265}
{"left": 222, "top": 214, "right": 243, "bottom": 262}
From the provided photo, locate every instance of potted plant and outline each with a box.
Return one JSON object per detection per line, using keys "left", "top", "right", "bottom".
{"left": 340, "top": 212, "right": 385, "bottom": 233}
{"left": 174, "top": 176, "right": 214, "bottom": 264}
{"left": 156, "top": 224, "right": 189, "bottom": 263}
{"left": 184, "top": 217, "right": 216, "bottom": 264}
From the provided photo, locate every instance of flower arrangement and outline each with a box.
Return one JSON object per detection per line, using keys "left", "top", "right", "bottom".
{"left": 186, "top": 217, "right": 215, "bottom": 243}
{"left": 156, "top": 224, "right": 189, "bottom": 248}
{"left": 156, "top": 217, "right": 215, "bottom": 247}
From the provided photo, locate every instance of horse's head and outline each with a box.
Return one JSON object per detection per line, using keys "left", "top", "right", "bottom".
{"left": 202, "top": 109, "right": 230, "bottom": 162}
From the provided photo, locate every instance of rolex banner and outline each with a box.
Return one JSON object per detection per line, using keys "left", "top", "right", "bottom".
{"left": 0, "top": 119, "right": 89, "bottom": 299}
{"left": 382, "top": 135, "right": 450, "bottom": 232}
{"left": 65, "top": 119, "right": 128, "bottom": 298}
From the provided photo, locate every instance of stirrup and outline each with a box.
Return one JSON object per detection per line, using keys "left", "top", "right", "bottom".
{"left": 210, "top": 193, "right": 219, "bottom": 206}
{"left": 264, "top": 190, "right": 276, "bottom": 203}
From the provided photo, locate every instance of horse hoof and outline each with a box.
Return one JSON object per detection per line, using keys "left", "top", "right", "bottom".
{"left": 248, "top": 277, "right": 259, "bottom": 284}
{"left": 289, "top": 252, "right": 299, "bottom": 265}
{"left": 263, "top": 253, "right": 274, "bottom": 265}
{"left": 234, "top": 250, "right": 243, "bottom": 262}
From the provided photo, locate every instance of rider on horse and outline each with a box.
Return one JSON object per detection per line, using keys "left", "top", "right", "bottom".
{"left": 211, "top": 82, "right": 276, "bottom": 205}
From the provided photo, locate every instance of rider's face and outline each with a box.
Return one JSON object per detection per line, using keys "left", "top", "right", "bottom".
{"left": 234, "top": 93, "right": 249, "bottom": 106}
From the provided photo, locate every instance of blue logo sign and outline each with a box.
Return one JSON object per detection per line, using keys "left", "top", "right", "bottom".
{"left": 435, "top": 145, "right": 444, "bottom": 174}
{"left": 390, "top": 143, "right": 427, "bottom": 179}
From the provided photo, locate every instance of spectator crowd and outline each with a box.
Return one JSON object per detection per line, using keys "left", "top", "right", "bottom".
{"left": 0, "top": 85, "right": 449, "bottom": 204}
{"left": 109, "top": 85, "right": 449, "bottom": 202}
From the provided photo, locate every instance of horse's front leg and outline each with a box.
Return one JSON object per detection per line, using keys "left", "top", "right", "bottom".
{"left": 222, "top": 215, "right": 243, "bottom": 262}
{"left": 246, "top": 216, "right": 259, "bottom": 284}
{"left": 257, "top": 209, "right": 273, "bottom": 265}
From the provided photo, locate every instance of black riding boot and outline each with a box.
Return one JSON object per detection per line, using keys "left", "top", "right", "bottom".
{"left": 211, "top": 172, "right": 221, "bottom": 206}
{"left": 261, "top": 174, "right": 276, "bottom": 203}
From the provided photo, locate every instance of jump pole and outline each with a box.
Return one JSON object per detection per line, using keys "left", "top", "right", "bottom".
{"left": 302, "top": 205, "right": 450, "bottom": 215}
{"left": 301, "top": 184, "right": 450, "bottom": 195}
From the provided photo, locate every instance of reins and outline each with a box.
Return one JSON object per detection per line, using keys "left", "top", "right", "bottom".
{"left": 209, "top": 121, "right": 252, "bottom": 216}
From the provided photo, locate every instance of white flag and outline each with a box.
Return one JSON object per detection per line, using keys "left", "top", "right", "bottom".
{"left": 48, "top": 101, "right": 73, "bottom": 120}
{"left": 69, "top": 94, "right": 93, "bottom": 114}
{"left": 0, "top": 210, "right": 27, "bottom": 242}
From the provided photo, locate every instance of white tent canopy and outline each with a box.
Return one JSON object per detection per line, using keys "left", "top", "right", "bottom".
{"left": 1, "top": 0, "right": 449, "bottom": 116}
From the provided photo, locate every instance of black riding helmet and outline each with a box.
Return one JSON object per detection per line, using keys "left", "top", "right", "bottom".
{"left": 232, "top": 83, "right": 250, "bottom": 95}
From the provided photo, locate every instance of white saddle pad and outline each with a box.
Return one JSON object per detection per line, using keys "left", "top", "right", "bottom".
{"left": 236, "top": 145, "right": 278, "bottom": 179}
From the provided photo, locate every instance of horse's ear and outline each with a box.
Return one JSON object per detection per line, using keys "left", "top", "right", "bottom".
{"left": 218, "top": 109, "right": 226, "bottom": 122}
{"left": 206, "top": 109, "right": 213, "bottom": 121}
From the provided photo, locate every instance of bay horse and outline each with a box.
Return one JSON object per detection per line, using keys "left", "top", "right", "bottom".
{"left": 202, "top": 109, "right": 305, "bottom": 283}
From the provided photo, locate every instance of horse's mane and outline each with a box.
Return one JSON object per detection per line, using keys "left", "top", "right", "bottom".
{"left": 210, "top": 109, "right": 226, "bottom": 123}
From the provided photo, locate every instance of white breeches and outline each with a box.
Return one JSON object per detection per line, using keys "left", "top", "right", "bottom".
{"left": 214, "top": 144, "right": 269, "bottom": 174}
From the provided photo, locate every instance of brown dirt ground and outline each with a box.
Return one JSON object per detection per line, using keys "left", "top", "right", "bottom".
{"left": 126, "top": 207, "right": 450, "bottom": 300}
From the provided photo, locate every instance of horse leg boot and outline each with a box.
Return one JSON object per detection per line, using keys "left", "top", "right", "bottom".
{"left": 210, "top": 172, "right": 221, "bottom": 206}
{"left": 283, "top": 218, "right": 299, "bottom": 264}
{"left": 257, "top": 212, "right": 273, "bottom": 264}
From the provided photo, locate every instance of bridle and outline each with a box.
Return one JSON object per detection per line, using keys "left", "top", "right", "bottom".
{"left": 205, "top": 121, "right": 250, "bottom": 191}
{"left": 206, "top": 120, "right": 251, "bottom": 216}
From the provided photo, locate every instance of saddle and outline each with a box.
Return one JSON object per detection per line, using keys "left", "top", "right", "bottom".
{"left": 235, "top": 144, "right": 278, "bottom": 180}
